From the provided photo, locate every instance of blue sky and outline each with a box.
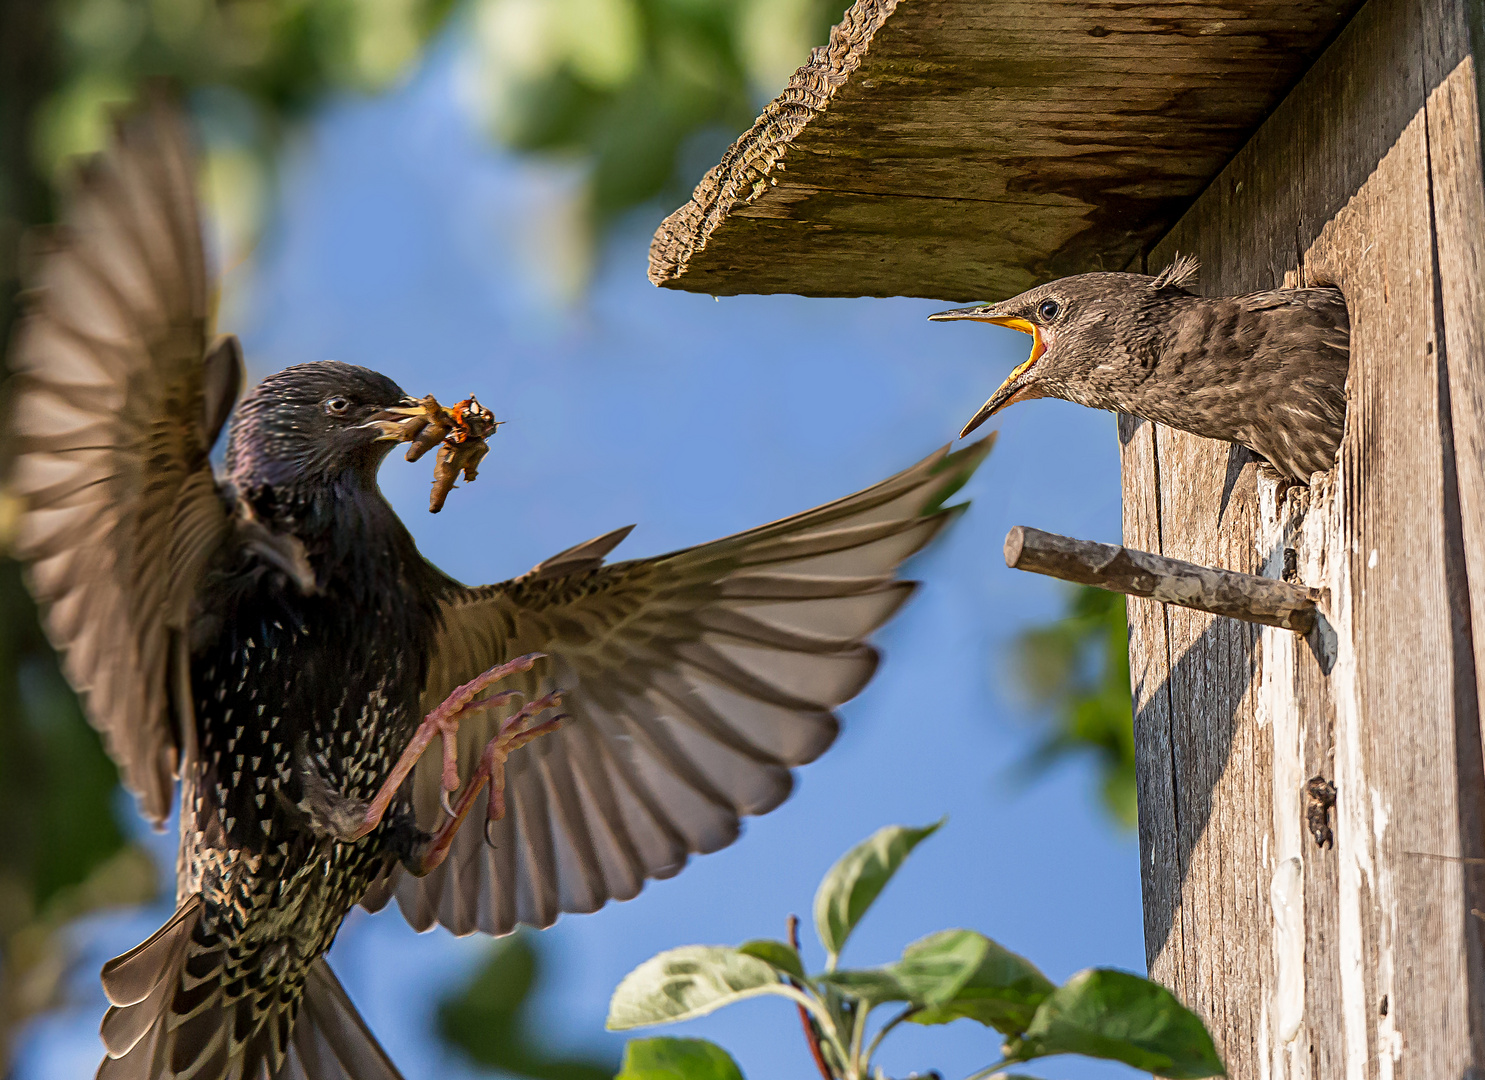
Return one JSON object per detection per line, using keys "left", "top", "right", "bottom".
{"left": 17, "top": 38, "right": 1147, "bottom": 1080}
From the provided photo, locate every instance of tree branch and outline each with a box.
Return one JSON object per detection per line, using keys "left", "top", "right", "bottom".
{"left": 788, "top": 914, "right": 835, "bottom": 1080}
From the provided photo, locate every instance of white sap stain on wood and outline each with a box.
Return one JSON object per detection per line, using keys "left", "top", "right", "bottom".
{"left": 1271, "top": 855, "right": 1306, "bottom": 1040}
{"left": 1257, "top": 480, "right": 1309, "bottom": 1078}
{"left": 1324, "top": 473, "right": 1372, "bottom": 1080}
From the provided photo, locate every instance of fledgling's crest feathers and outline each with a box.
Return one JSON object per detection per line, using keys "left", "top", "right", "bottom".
{"left": 1151, "top": 253, "right": 1200, "bottom": 291}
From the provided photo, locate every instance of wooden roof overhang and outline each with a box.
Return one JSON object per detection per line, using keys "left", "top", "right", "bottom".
{"left": 649, "top": 0, "right": 1362, "bottom": 301}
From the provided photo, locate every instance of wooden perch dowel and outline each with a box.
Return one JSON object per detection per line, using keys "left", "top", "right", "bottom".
{"left": 1004, "top": 525, "right": 1318, "bottom": 633}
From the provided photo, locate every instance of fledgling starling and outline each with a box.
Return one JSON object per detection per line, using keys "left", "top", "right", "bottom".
{"left": 5, "top": 100, "right": 990, "bottom": 1080}
{"left": 929, "top": 256, "right": 1350, "bottom": 480}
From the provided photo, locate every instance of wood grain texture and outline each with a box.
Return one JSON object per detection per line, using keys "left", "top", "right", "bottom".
{"left": 1425, "top": 1, "right": 1485, "bottom": 798}
{"left": 649, "top": 0, "right": 1363, "bottom": 300}
{"left": 1119, "top": 412, "right": 1186, "bottom": 976}
{"left": 1131, "top": 0, "right": 1485, "bottom": 1074}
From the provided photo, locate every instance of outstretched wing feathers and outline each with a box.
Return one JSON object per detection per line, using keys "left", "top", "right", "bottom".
{"left": 392, "top": 437, "right": 992, "bottom": 936}
{"left": 6, "top": 98, "right": 228, "bottom": 824}
{"left": 523, "top": 524, "right": 636, "bottom": 581}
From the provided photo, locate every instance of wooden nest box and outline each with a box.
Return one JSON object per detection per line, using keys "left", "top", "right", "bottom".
{"left": 651, "top": 0, "right": 1485, "bottom": 1075}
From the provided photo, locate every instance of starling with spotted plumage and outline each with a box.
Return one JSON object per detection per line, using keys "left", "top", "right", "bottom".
{"left": 5, "top": 100, "right": 989, "bottom": 1080}
{"left": 929, "top": 256, "right": 1350, "bottom": 480}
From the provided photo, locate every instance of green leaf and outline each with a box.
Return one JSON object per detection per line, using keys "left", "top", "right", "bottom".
{"left": 736, "top": 940, "right": 805, "bottom": 981}
{"left": 815, "top": 968, "right": 911, "bottom": 1005}
{"left": 908, "top": 932, "right": 1055, "bottom": 1034}
{"left": 607, "top": 947, "right": 789, "bottom": 1030}
{"left": 891, "top": 929, "right": 991, "bottom": 1006}
{"left": 813, "top": 821, "right": 942, "bottom": 961}
{"left": 616, "top": 1038, "right": 746, "bottom": 1080}
{"left": 1005, "top": 969, "right": 1224, "bottom": 1078}
{"left": 815, "top": 929, "right": 988, "bottom": 1008}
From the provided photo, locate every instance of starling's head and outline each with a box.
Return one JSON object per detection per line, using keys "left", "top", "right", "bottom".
{"left": 224, "top": 361, "right": 420, "bottom": 491}
{"left": 930, "top": 256, "right": 1200, "bottom": 436}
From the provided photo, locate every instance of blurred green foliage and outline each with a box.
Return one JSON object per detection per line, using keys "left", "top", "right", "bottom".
{"left": 23, "top": 0, "right": 852, "bottom": 298}
{"left": 464, "top": 0, "right": 851, "bottom": 224}
{"left": 28, "top": 0, "right": 465, "bottom": 288}
{"left": 1012, "top": 586, "right": 1137, "bottom": 828}
{"left": 438, "top": 934, "right": 617, "bottom": 1080}
{"left": 39, "top": 0, "right": 458, "bottom": 163}
{"left": 0, "top": 560, "right": 159, "bottom": 1066}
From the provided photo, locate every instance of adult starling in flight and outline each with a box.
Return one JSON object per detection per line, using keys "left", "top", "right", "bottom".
{"left": 929, "top": 256, "right": 1350, "bottom": 480}
{"left": 5, "top": 100, "right": 989, "bottom": 1080}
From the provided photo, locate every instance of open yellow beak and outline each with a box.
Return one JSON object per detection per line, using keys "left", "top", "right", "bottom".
{"left": 928, "top": 309, "right": 1046, "bottom": 436}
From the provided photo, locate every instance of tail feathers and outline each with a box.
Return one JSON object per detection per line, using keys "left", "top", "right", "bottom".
{"left": 101, "top": 897, "right": 203, "bottom": 1009}
{"left": 275, "top": 963, "right": 404, "bottom": 1080}
{"left": 97, "top": 898, "right": 401, "bottom": 1080}
{"left": 98, "top": 894, "right": 219, "bottom": 1080}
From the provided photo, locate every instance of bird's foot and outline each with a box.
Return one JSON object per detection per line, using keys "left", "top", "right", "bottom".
{"left": 347, "top": 653, "right": 545, "bottom": 843}
{"left": 411, "top": 690, "right": 567, "bottom": 875}
{"left": 434, "top": 688, "right": 566, "bottom": 818}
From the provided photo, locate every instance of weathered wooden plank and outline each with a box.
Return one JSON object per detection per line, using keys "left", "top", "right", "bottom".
{"left": 1118, "top": 412, "right": 1186, "bottom": 979}
{"left": 1144, "top": 420, "right": 1266, "bottom": 1068}
{"left": 1422, "top": 2, "right": 1485, "bottom": 1055}
{"left": 650, "top": 0, "right": 1363, "bottom": 300}
{"left": 1260, "top": 478, "right": 1344, "bottom": 1080}
{"left": 1424, "top": 3, "right": 1485, "bottom": 892}
{"left": 1134, "top": 0, "right": 1485, "bottom": 1073}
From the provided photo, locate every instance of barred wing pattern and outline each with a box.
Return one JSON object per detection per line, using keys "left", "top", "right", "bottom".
{"left": 387, "top": 438, "right": 993, "bottom": 936}
{"left": 6, "top": 99, "right": 235, "bottom": 823}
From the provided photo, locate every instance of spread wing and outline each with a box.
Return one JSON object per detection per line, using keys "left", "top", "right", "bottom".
{"left": 5, "top": 97, "right": 239, "bottom": 823}
{"left": 379, "top": 438, "right": 993, "bottom": 935}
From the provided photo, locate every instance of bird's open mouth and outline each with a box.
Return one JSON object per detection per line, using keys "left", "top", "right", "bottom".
{"left": 362, "top": 398, "right": 431, "bottom": 441}
{"left": 927, "top": 308, "right": 1046, "bottom": 436}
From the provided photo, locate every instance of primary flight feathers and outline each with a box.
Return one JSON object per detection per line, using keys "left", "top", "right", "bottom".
{"left": 385, "top": 435, "right": 990, "bottom": 935}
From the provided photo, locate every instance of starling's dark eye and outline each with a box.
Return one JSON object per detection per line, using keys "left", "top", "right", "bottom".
{"left": 323, "top": 397, "right": 351, "bottom": 416}
{"left": 1037, "top": 299, "right": 1061, "bottom": 321}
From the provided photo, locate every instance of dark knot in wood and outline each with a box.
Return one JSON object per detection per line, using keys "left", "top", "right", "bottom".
{"left": 1305, "top": 775, "right": 1338, "bottom": 848}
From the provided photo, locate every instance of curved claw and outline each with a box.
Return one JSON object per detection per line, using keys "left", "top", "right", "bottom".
{"left": 410, "top": 693, "right": 569, "bottom": 877}
{"left": 353, "top": 654, "right": 549, "bottom": 844}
